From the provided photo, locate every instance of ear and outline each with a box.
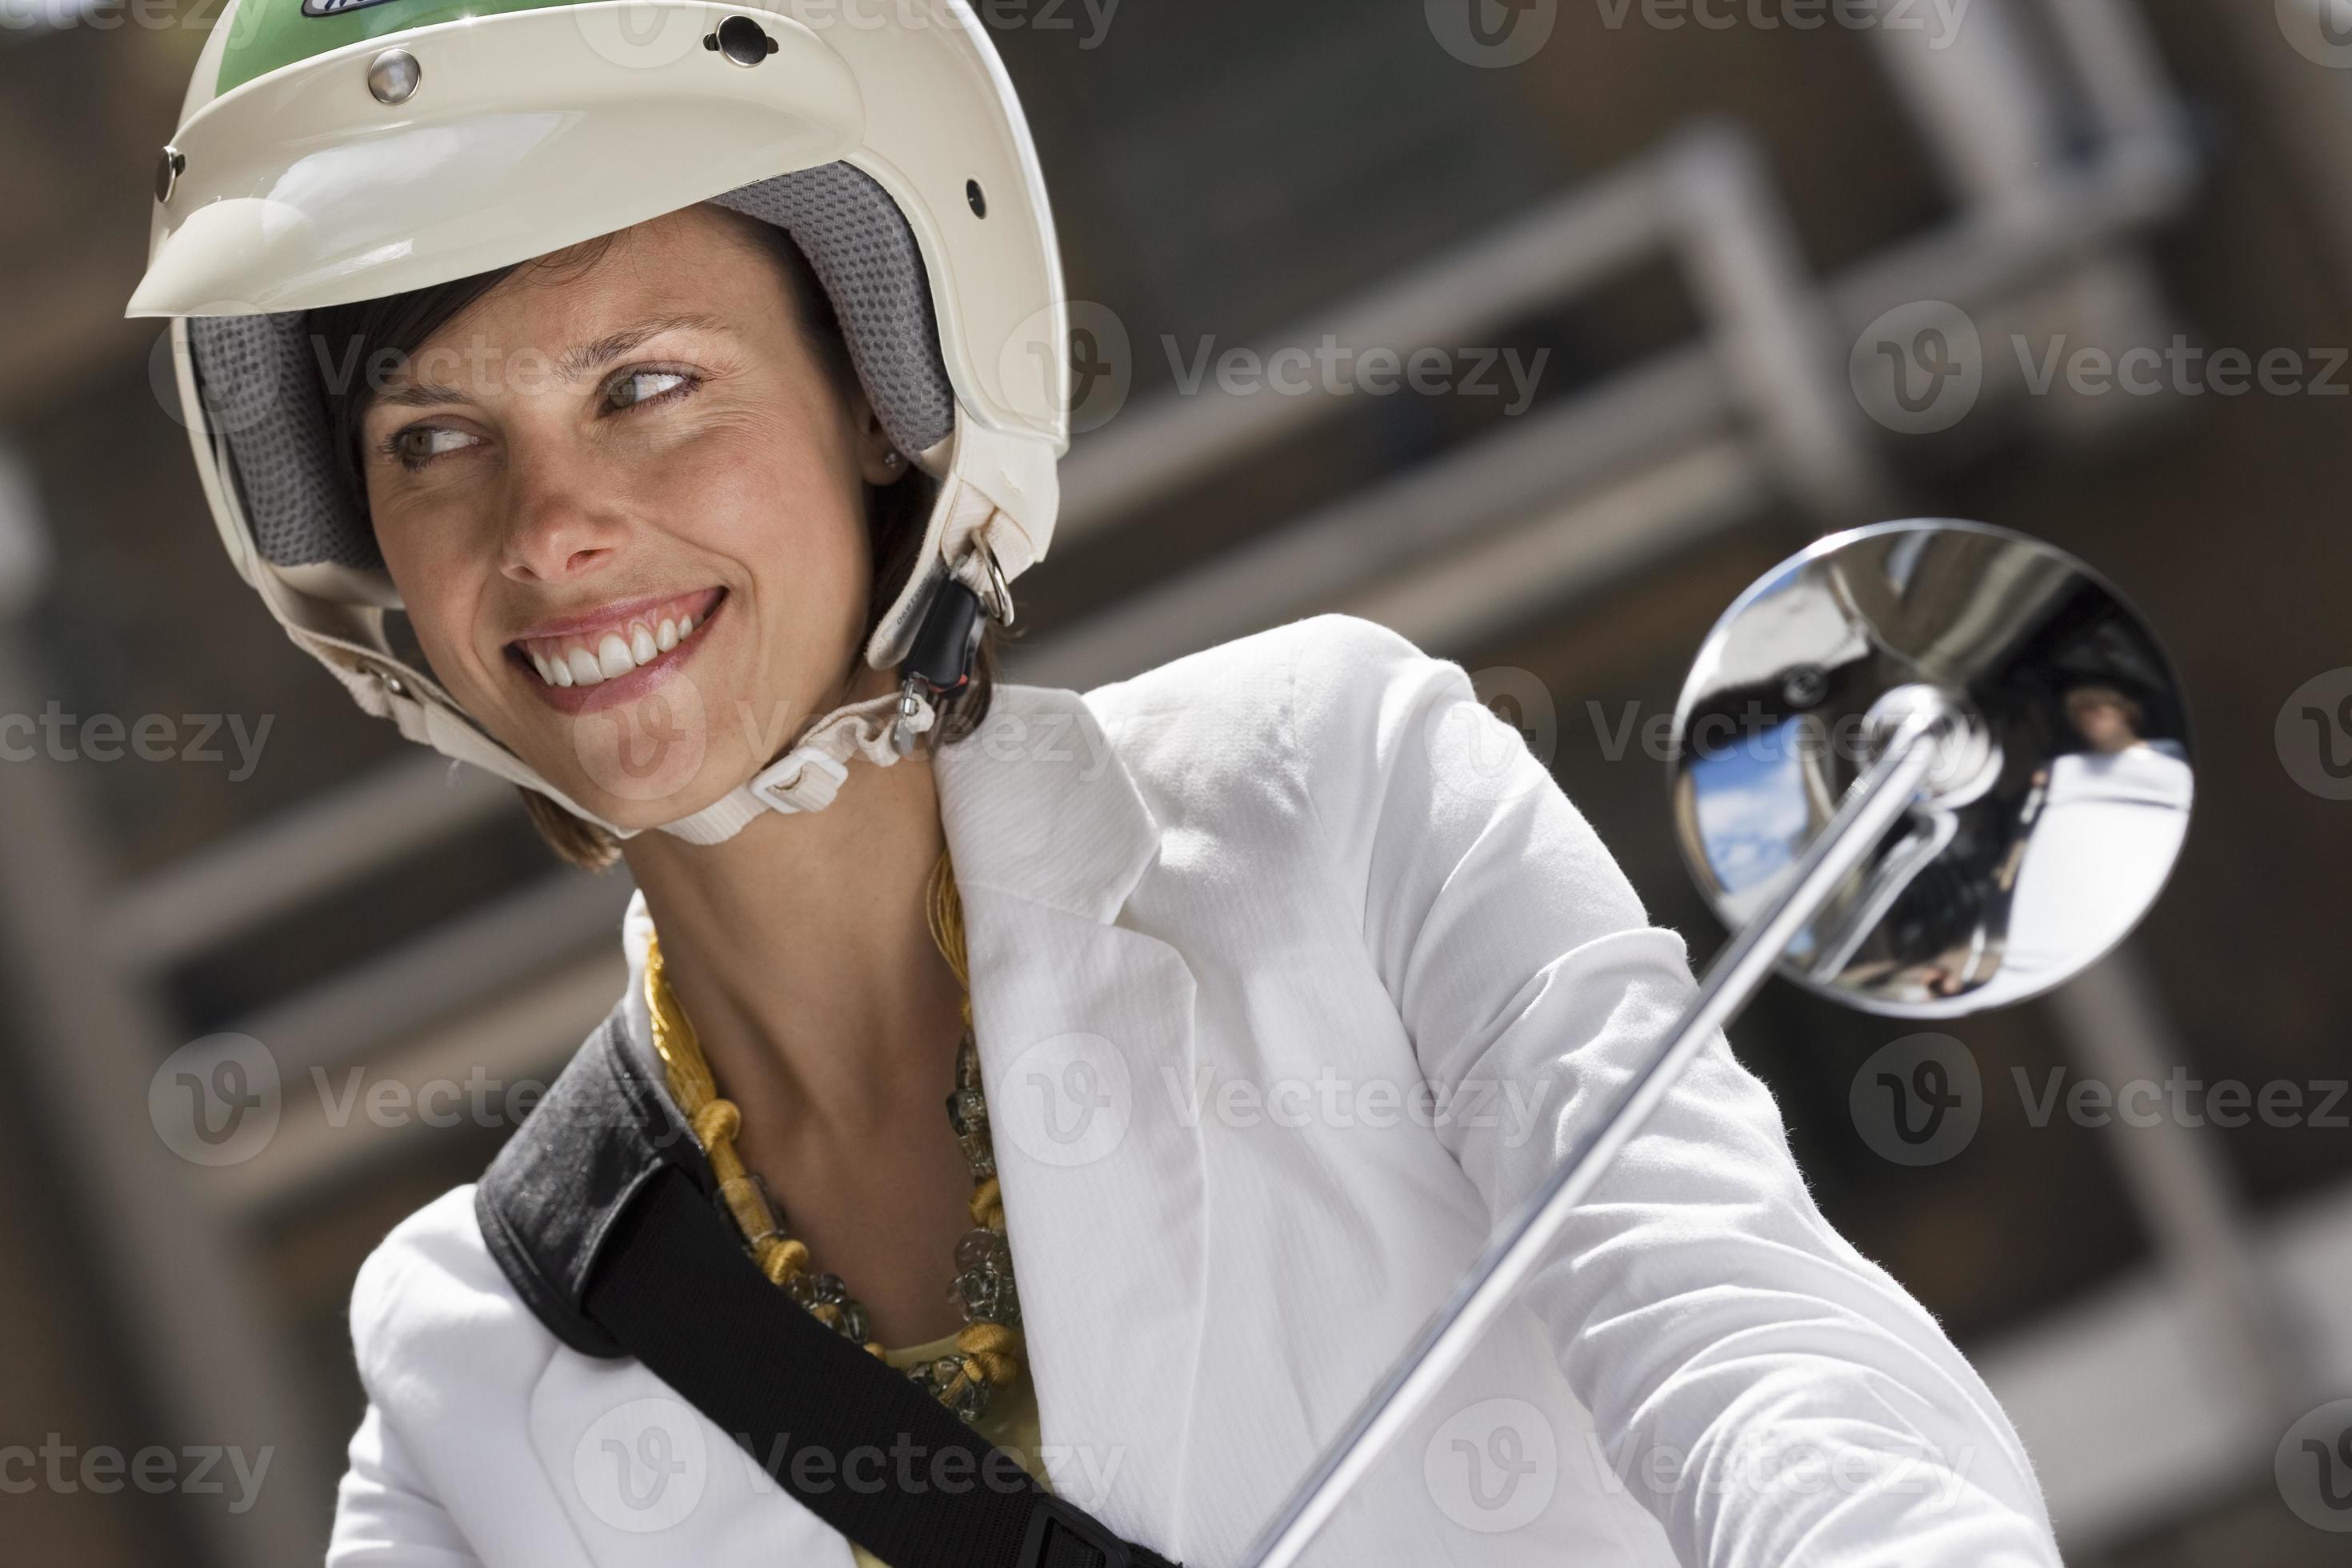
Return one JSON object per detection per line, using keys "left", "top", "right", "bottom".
{"left": 851, "top": 395, "right": 906, "bottom": 487}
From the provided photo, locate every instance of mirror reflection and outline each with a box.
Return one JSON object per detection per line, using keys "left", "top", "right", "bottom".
{"left": 1670, "top": 520, "right": 2192, "bottom": 1016}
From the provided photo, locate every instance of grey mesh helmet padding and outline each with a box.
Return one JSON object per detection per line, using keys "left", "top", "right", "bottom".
{"left": 187, "top": 162, "right": 958, "bottom": 574}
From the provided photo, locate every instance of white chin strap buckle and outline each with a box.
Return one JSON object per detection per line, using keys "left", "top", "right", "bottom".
{"left": 747, "top": 749, "right": 853, "bottom": 814}
{"left": 650, "top": 551, "right": 996, "bottom": 846}
{"left": 653, "top": 689, "right": 934, "bottom": 846}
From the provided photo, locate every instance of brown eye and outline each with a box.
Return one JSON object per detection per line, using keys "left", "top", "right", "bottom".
{"left": 608, "top": 369, "right": 694, "bottom": 411}
{"left": 386, "top": 426, "right": 480, "bottom": 471}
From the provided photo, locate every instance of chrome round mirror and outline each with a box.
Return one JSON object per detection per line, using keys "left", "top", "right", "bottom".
{"left": 1670, "top": 519, "right": 2192, "bottom": 1017}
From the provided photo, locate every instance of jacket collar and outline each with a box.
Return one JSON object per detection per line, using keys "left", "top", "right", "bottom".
{"left": 933, "top": 678, "right": 1162, "bottom": 923}
{"left": 606, "top": 678, "right": 1164, "bottom": 1074}
{"left": 931, "top": 682, "right": 1209, "bottom": 1551}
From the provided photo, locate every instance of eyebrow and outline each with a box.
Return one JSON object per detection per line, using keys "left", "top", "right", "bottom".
{"left": 366, "top": 312, "right": 737, "bottom": 410}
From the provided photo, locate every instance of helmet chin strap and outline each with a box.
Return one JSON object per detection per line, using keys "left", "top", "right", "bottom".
{"left": 612, "top": 420, "right": 1033, "bottom": 848}
{"left": 647, "top": 686, "right": 936, "bottom": 847}
{"left": 597, "top": 568, "right": 993, "bottom": 849}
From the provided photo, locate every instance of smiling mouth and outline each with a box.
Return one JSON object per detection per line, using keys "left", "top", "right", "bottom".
{"left": 509, "top": 587, "right": 726, "bottom": 691}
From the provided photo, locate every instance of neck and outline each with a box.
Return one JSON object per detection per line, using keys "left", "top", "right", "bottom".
{"left": 619, "top": 699, "right": 969, "bottom": 1144}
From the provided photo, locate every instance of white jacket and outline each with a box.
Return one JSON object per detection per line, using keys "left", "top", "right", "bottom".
{"left": 327, "top": 613, "right": 2062, "bottom": 1568}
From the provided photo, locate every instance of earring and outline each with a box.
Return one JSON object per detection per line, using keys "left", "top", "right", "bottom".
{"left": 882, "top": 450, "right": 903, "bottom": 470}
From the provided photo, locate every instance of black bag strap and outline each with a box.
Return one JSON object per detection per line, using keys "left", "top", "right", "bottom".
{"left": 582, "top": 1166, "right": 1183, "bottom": 1568}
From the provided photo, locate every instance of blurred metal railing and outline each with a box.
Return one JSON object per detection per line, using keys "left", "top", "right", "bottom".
{"left": 0, "top": 453, "right": 336, "bottom": 1566}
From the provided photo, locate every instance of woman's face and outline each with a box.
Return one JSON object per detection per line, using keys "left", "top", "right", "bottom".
{"left": 2066, "top": 688, "right": 2142, "bottom": 754}
{"left": 358, "top": 203, "right": 901, "bottom": 829}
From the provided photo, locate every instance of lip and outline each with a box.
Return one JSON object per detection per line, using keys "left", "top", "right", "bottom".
{"left": 508, "top": 586, "right": 724, "bottom": 645}
{"left": 508, "top": 587, "right": 727, "bottom": 717}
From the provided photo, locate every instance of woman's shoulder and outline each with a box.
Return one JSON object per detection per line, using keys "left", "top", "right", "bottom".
{"left": 1077, "top": 613, "right": 1478, "bottom": 825}
{"left": 348, "top": 1184, "right": 562, "bottom": 1398}
{"left": 1088, "top": 611, "right": 1430, "bottom": 704}
{"left": 1083, "top": 612, "right": 1460, "bottom": 759}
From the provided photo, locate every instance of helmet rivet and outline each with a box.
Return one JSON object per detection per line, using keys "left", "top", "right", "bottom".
{"left": 154, "top": 146, "right": 186, "bottom": 205}
{"left": 706, "top": 14, "right": 778, "bottom": 66}
{"left": 367, "top": 48, "right": 422, "bottom": 106}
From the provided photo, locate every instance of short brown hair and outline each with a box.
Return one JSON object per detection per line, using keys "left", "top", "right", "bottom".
{"left": 306, "top": 206, "right": 1000, "bottom": 870}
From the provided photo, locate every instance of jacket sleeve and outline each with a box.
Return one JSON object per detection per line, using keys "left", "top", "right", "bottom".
{"left": 326, "top": 1190, "right": 498, "bottom": 1568}
{"left": 328, "top": 1402, "right": 486, "bottom": 1567}
{"left": 1282, "top": 613, "right": 2062, "bottom": 1568}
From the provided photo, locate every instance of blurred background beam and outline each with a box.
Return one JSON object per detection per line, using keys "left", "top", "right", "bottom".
{"left": 105, "top": 752, "right": 516, "bottom": 976}
{"left": 2048, "top": 947, "right": 2314, "bottom": 1428}
{"left": 0, "top": 441, "right": 334, "bottom": 1566}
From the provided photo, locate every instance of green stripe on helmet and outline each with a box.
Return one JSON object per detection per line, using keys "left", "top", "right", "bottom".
{"left": 216, "top": 0, "right": 590, "bottom": 96}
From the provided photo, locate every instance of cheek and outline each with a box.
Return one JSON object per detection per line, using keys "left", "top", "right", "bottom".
{"left": 685, "top": 426, "right": 872, "bottom": 607}
{"left": 373, "top": 506, "right": 487, "bottom": 676}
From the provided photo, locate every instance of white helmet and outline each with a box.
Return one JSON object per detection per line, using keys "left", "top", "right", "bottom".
{"left": 126, "top": 0, "right": 1070, "bottom": 844}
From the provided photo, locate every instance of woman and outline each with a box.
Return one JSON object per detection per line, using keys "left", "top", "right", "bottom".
{"left": 130, "top": 4, "right": 2062, "bottom": 1565}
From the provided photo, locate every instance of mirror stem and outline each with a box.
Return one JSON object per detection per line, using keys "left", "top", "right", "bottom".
{"left": 1239, "top": 706, "right": 1954, "bottom": 1568}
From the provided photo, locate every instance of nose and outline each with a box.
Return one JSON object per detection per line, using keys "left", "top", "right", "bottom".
{"left": 496, "top": 445, "right": 628, "bottom": 586}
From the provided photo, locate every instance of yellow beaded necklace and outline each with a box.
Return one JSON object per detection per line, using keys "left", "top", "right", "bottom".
{"left": 642, "top": 847, "right": 1026, "bottom": 1424}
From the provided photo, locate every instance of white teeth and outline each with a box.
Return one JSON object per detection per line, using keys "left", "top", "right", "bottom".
{"left": 525, "top": 598, "right": 714, "bottom": 689}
